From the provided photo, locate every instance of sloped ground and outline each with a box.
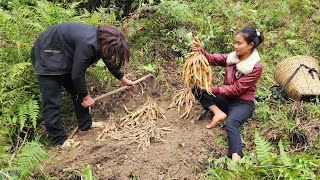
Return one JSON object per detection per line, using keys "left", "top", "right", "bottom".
{"left": 44, "top": 79, "right": 228, "bottom": 179}
{"left": 42, "top": 71, "right": 320, "bottom": 180}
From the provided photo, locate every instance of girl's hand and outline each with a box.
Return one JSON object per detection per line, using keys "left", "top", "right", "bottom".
{"left": 191, "top": 37, "right": 201, "bottom": 52}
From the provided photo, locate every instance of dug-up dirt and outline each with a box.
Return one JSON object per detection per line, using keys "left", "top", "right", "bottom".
{"left": 44, "top": 78, "right": 228, "bottom": 180}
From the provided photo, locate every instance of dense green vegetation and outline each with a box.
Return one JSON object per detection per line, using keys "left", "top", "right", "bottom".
{"left": 0, "top": 0, "right": 319, "bottom": 179}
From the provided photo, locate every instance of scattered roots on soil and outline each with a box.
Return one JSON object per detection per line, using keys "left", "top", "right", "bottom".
{"left": 169, "top": 88, "right": 196, "bottom": 120}
{"left": 183, "top": 51, "right": 213, "bottom": 94}
{"left": 97, "top": 100, "right": 173, "bottom": 150}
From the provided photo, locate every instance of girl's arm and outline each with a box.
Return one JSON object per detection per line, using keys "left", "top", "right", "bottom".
{"left": 200, "top": 48, "right": 228, "bottom": 67}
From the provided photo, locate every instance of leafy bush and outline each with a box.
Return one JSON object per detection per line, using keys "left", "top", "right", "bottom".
{"left": 204, "top": 132, "right": 320, "bottom": 179}
{"left": 1, "top": 141, "right": 49, "bottom": 179}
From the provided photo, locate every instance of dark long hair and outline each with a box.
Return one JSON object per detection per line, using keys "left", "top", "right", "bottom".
{"left": 238, "top": 26, "right": 264, "bottom": 49}
{"left": 97, "top": 25, "right": 130, "bottom": 70}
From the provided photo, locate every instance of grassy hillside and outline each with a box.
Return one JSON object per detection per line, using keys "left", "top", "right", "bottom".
{"left": 0, "top": 0, "right": 319, "bottom": 179}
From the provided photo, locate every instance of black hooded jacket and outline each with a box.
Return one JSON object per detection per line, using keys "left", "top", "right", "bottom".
{"left": 31, "top": 22, "right": 124, "bottom": 97}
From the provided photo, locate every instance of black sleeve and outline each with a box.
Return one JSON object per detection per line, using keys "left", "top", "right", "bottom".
{"left": 103, "top": 59, "right": 124, "bottom": 80}
{"left": 71, "top": 46, "right": 94, "bottom": 97}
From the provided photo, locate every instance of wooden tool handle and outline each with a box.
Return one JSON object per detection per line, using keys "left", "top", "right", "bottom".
{"left": 66, "top": 74, "right": 153, "bottom": 140}
{"left": 68, "top": 126, "right": 78, "bottom": 139}
{"left": 93, "top": 73, "right": 153, "bottom": 102}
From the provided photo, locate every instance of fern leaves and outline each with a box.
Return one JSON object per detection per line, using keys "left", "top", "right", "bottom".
{"left": 8, "top": 99, "right": 40, "bottom": 131}
{"left": 15, "top": 141, "right": 48, "bottom": 178}
{"left": 87, "top": 60, "right": 115, "bottom": 86}
{"left": 3, "top": 98, "right": 40, "bottom": 134}
{"left": 204, "top": 132, "right": 320, "bottom": 179}
{"left": 27, "top": 99, "right": 40, "bottom": 129}
{"left": 18, "top": 104, "right": 28, "bottom": 131}
{"left": 278, "top": 140, "right": 292, "bottom": 167}
{"left": 1, "top": 61, "right": 39, "bottom": 132}
{"left": 1, "top": 141, "right": 49, "bottom": 179}
{"left": 0, "top": 62, "right": 32, "bottom": 89}
{"left": 254, "top": 131, "right": 275, "bottom": 165}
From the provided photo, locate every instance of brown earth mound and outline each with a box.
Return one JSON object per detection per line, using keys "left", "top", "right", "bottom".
{"left": 44, "top": 78, "right": 228, "bottom": 179}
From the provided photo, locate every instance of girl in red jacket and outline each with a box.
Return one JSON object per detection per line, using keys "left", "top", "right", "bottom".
{"left": 191, "top": 26, "right": 264, "bottom": 160}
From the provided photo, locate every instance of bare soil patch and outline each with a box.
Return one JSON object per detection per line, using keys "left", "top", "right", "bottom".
{"left": 44, "top": 80, "right": 228, "bottom": 179}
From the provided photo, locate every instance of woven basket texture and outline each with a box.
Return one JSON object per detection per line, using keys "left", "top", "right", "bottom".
{"left": 274, "top": 56, "right": 320, "bottom": 100}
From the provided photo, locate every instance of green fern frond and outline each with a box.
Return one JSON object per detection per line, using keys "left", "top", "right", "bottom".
{"left": 7, "top": 62, "right": 31, "bottom": 79}
{"left": 87, "top": 67, "right": 115, "bottom": 86}
{"left": 227, "top": 160, "right": 244, "bottom": 173}
{"left": 27, "top": 99, "right": 40, "bottom": 129}
{"left": 95, "top": 59, "right": 105, "bottom": 67}
{"left": 67, "top": 1, "right": 82, "bottom": 11}
{"left": 278, "top": 140, "right": 292, "bottom": 167}
{"left": 88, "top": 68, "right": 108, "bottom": 79}
{"left": 254, "top": 132, "right": 275, "bottom": 165}
{"left": 157, "top": 1, "right": 194, "bottom": 24}
{"left": 1, "top": 86, "right": 30, "bottom": 107}
{"left": 5, "top": 114, "right": 18, "bottom": 125}
{"left": 12, "top": 99, "right": 40, "bottom": 130}
{"left": 14, "top": 141, "right": 48, "bottom": 178}
{"left": 18, "top": 104, "right": 28, "bottom": 131}
{"left": 293, "top": 154, "right": 320, "bottom": 169}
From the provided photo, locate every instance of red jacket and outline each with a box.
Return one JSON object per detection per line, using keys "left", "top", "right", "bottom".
{"left": 200, "top": 48, "right": 263, "bottom": 102}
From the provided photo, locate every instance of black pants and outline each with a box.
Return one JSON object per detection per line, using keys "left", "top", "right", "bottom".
{"left": 38, "top": 74, "right": 92, "bottom": 145}
{"left": 192, "top": 88, "right": 254, "bottom": 157}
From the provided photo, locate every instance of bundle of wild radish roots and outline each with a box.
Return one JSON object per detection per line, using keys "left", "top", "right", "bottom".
{"left": 97, "top": 101, "right": 172, "bottom": 150}
{"left": 170, "top": 44, "right": 213, "bottom": 119}
{"left": 183, "top": 51, "right": 213, "bottom": 94}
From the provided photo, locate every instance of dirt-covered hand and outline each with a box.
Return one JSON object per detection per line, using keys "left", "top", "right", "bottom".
{"left": 82, "top": 95, "right": 95, "bottom": 108}
{"left": 191, "top": 37, "right": 201, "bottom": 52}
{"left": 121, "top": 76, "right": 134, "bottom": 86}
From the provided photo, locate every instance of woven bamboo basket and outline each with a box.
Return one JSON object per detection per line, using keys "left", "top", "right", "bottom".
{"left": 274, "top": 56, "right": 320, "bottom": 101}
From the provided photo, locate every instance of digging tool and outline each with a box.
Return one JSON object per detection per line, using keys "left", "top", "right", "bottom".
{"left": 93, "top": 73, "right": 153, "bottom": 101}
{"left": 66, "top": 73, "right": 153, "bottom": 140}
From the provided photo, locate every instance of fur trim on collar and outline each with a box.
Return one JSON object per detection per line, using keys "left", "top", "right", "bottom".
{"left": 226, "top": 50, "right": 261, "bottom": 75}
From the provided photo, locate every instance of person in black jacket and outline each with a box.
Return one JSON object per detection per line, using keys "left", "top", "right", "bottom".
{"left": 31, "top": 22, "right": 133, "bottom": 147}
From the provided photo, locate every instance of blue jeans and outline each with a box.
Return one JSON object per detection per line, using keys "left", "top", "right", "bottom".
{"left": 37, "top": 74, "right": 92, "bottom": 145}
{"left": 193, "top": 88, "right": 254, "bottom": 157}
